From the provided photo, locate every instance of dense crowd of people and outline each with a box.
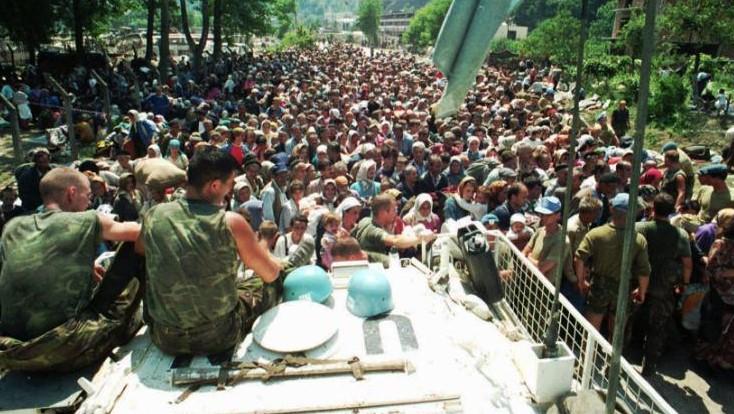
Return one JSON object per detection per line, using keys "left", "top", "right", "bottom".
{"left": 0, "top": 43, "right": 732, "bottom": 378}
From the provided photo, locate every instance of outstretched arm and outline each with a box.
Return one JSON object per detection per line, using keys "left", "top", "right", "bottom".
{"left": 226, "top": 211, "right": 282, "bottom": 283}
{"left": 99, "top": 213, "right": 140, "bottom": 242}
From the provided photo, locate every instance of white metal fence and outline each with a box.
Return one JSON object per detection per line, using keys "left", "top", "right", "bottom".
{"left": 491, "top": 231, "right": 676, "bottom": 414}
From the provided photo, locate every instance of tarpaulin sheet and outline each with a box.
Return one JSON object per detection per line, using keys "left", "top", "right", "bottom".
{"left": 432, "top": 0, "right": 523, "bottom": 118}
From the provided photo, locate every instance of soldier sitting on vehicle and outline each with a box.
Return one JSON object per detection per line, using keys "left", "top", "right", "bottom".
{"left": 137, "top": 148, "right": 283, "bottom": 356}
{"left": 0, "top": 167, "right": 143, "bottom": 372}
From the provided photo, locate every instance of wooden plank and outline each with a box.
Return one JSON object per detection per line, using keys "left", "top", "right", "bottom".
{"left": 0, "top": 94, "right": 22, "bottom": 164}
{"left": 238, "top": 393, "right": 462, "bottom": 414}
{"left": 45, "top": 75, "right": 77, "bottom": 161}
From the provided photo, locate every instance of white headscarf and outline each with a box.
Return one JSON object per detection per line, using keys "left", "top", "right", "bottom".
{"left": 411, "top": 193, "right": 434, "bottom": 223}
{"left": 337, "top": 197, "right": 361, "bottom": 217}
{"left": 357, "top": 159, "right": 376, "bottom": 183}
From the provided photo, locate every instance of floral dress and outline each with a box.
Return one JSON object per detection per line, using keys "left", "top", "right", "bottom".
{"left": 695, "top": 237, "right": 734, "bottom": 370}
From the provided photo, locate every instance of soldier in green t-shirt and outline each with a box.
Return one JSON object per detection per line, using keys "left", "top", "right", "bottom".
{"left": 0, "top": 167, "right": 143, "bottom": 372}
{"left": 352, "top": 194, "right": 436, "bottom": 266}
{"left": 575, "top": 193, "right": 651, "bottom": 336}
{"left": 694, "top": 163, "right": 734, "bottom": 222}
{"left": 634, "top": 193, "right": 691, "bottom": 376}
{"left": 137, "top": 147, "right": 283, "bottom": 356}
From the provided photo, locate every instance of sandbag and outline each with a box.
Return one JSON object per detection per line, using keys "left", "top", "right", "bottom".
{"left": 134, "top": 158, "right": 186, "bottom": 191}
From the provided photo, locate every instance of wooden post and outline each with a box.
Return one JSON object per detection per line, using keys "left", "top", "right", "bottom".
{"left": 0, "top": 94, "right": 23, "bottom": 164}
{"left": 91, "top": 70, "right": 111, "bottom": 132}
{"left": 45, "top": 74, "right": 78, "bottom": 161}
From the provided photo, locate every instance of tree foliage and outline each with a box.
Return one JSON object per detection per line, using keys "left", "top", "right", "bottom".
{"left": 357, "top": 0, "right": 382, "bottom": 47}
{"left": 519, "top": 12, "right": 580, "bottom": 65}
{"left": 400, "top": 0, "right": 451, "bottom": 51}
{"left": 659, "top": 0, "right": 734, "bottom": 49}
{"left": 274, "top": 25, "right": 317, "bottom": 51}
{"left": 0, "top": 0, "right": 57, "bottom": 63}
{"left": 273, "top": 0, "right": 297, "bottom": 38}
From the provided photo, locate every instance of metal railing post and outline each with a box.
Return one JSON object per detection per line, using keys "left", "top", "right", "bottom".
{"left": 0, "top": 94, "right": 23, "bottom": 164}
{"left": 580, "top": 334, "right": 596, "bottom": 389}
{"left": 45, "top": 75, "right": 78, "bottom": 161}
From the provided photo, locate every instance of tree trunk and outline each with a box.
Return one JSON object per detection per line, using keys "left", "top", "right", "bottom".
{"left": 194, "top": 0, "right": 210, "bottom": 78}
{"left": 213, "top": 0, "right": 222, "bottom": 60}
{"left": 159, "top": 0, "right": 170, "bottom": 84}
{"left": 179, "top": 0, "right": 196, "bottom": 51}
{"left": 179, "top": 0, "right": 210, "bottom": 79}
{"left": 145, "top": 0, "right": 156, "bottom": 61}
{"left": 72, "top": 0, "right": 85, "bottom": 56}
{"left": 25, "top": 43, "right": 37, "bottom": 66}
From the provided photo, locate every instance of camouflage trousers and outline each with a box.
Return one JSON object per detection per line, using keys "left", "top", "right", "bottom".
{"left": 0, "top": 242, "right": 144, "bottom": 373}
{"left": 638, "top": 292, "right": 676, "bottom": 364}
{"left": 149, "top": 276, "right": 283, "bottom": 356}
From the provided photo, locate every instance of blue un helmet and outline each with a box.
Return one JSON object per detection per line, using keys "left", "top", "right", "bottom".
{"left": 347, "top": 269, "right": 394, "bottom": 318}
{"left": 283, "top": 265, "right": 333, "bottom": 303}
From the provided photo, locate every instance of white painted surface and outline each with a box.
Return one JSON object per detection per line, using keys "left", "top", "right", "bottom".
{"left": 100, "top": 264, "right": 540, "bottom": 414}
{"left": 514, "top": 341, "right": 575, "bottom": 404}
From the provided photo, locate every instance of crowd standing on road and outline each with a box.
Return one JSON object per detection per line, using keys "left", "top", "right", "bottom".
{"left": 0, "top": 43, "right": 733, "bottom": 377}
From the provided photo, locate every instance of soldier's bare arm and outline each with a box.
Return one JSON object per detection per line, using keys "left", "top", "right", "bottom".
{"left": 226, "top": 211, "right": 282, "bottom": 283}
{"left": 98, "top": 213, "right": 141, "bottom": 242}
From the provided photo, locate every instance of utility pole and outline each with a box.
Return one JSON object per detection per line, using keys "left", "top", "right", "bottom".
{"left": 605, "top": 1, "right": 658, "bottom": 413}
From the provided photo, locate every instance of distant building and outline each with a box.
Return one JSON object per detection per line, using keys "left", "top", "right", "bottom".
{"left": 493, "top": 22, "right": 528, "bottom": 40}
{"left": 611, "top": 0, "right": 644, "bottom": 39}
{"left": 380, "top": 11, "right": 414, "bottom": 44}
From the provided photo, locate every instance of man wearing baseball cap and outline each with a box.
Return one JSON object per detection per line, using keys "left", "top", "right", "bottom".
{"left": 523, "top": 197, "right": 574, "bottom": 284}
{"left": 575, "top": 193, "right": 651, "bottom": 335}
{"left": 694, "top": 163, "right": 734, "bottom": 222}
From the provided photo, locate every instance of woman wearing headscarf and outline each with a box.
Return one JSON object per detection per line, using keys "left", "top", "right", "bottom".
{"left": 695, "top": 208, "right": 734, "bottom": 373}
{"left": 444, "top": 176, "right": 487, "bottom": 221}
{"left": 165, "top": 139, "right": 189, "bottom": 170}
{"left": 444, "top": 156, "right": 466, "bottom": 187}
{"left": 403, "top": 193, "right": 442, "bottom": 233}
{"left": 337, "top": 196, "right": 362, "bottom": 237}
{"left": 145, "top": 143, "right": 162, "bottom": 159}
{"left": 350, "top": 159, "right": 381, "bottom": 200}
{"left": 112, "top": 173, "right": 143, "bottom": 222}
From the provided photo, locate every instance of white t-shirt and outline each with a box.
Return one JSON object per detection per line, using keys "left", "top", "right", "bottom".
{"left": 274, "top": 232, "right": 315, "bottom": 260}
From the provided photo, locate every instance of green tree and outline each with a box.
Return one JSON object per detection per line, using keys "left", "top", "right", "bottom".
{"left": 519, "top": 12, "right": 580, "bottom": 65}
{"left": 277, "top": 25, "right": 317, "bottom": 51}
{"left": 179, "top": 0, "right": 210, "bottom": 77}
{"left": 401, "top": 0, "right": 451, "bottom": 51}
{"left": 145, "top": 0, "right": 157, "bottom": 61}
{"left": 357, "top": 0, "right": 382, "bottom": 48}
{"left": 273, "top": 0, "right": 297, "bottom": 39}
{"left": 659, "top": 0, "right": 734, "bottom": 72}
{"left": 57, "top": 0, "right": 131, "bottom": 55}
{"left": 159, "top": 0, "right": 171, "bottom": 82}
{"left": 213, "top": 0, "right": 223, "bottom": 59}
{"left": 220, "top": 0, "right": 272, "bottom": 41}
{"left": 0, "top": 0, "right": 57, "bottom": 64}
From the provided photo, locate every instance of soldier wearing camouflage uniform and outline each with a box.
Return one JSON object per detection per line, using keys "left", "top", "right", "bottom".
{"left": 634, "top": 193, "right": 692, "bottom": 376}
{"left": 0, "top": 167, "right": 143, "bottom": 372}
{"left": 138, "top": 147, "right": 284, "bottom": 356}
